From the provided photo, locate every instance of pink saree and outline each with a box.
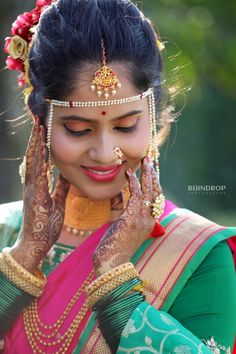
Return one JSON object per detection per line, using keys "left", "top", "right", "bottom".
{"left": 3, "top": 200, "right": 236, "bottom": 353}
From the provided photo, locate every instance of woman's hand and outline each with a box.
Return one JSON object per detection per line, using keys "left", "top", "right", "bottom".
{"left": 11, "top": 120, "right": 70, "bottom": 273}
{"left": 93, "top": 157, "right": 162, "bottom": 276}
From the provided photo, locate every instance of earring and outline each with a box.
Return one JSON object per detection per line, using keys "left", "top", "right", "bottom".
{"left": 113, "top": 147, "right": 124, "bottom": 165}
{"left": 147, "top": 91, "right": 161, "bottom": 182}
{"left": 46, "top": 102, "right": 55, "bottom": 193}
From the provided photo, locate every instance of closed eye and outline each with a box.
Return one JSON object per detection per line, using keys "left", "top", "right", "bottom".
{"left": 64, "top": 124, "right": 92, "bottom": 136}
{"left": 114, "top": 125, "right": 137, "bottom": 133}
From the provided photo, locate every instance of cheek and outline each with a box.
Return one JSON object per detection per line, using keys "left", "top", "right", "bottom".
{"left": 51, "top": 128, "right": 82, "bottom": 164}
{"left": 124, "top": 122, "right": 149, "bottom": 159}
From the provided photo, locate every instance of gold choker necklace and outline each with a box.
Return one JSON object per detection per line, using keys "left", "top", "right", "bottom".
{"left": 64, "top": 189, "right": 130, "bottom": 235}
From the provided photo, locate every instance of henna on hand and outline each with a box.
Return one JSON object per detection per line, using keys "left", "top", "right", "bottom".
{"left": 93, "top": 157, "right": 162, "bottom": 275}
{"left": 11, "top": 122, "right": 70, "bottom": 273}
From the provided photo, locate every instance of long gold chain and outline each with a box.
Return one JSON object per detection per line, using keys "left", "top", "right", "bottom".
{"left": 23, "top": 271, "right": 94, "bottom": 353}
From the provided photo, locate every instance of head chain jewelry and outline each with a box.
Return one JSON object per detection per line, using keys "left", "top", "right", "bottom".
{"left": 4, "top": 0, "right": 164, "bottom": 106}
{"left": 5, "top": 0, "right": 164, "bottom": 188}
{"left": 46, "top": 88, "right": 154, "bottom": 171}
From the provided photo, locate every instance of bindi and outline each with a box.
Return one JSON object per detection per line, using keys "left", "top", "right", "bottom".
{"left": 101, "top": 111, "right": 107, "bottom": 116}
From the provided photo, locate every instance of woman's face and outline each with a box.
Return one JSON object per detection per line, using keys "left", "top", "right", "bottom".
{"left": 50, "top": 64, "right": 150, "bottom": 200}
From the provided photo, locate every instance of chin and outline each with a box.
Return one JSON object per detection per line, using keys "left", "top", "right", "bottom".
{"left": 71, "top": 182, "right": 126, "bottom": 201}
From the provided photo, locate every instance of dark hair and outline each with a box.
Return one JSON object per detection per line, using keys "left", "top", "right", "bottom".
{"left": 28, "top": 0, "right": 162, "bottom": 118}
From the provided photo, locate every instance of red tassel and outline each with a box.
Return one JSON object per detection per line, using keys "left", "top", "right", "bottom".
{"left": 149, "top": 222, "right": 166, "bottom": 239}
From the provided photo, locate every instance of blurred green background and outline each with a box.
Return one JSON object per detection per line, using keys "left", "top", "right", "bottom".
{"left": 0, "top": 0, "right": 235, "bottom": 225}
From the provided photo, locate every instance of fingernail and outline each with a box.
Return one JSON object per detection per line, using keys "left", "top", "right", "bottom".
{"left": 126, "top": 168, "right": 132, "bottom": 176}
{"left": 146, "top": 156, "right": 151, "bottom": 164}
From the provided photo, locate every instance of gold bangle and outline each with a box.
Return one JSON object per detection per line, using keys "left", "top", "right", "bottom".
{"left": 86, "top": 262, "right": 135, "bottom": 296}
{"left": 0, "top": 255, "right": 44, "bottom": 297}
{"left": 2, "top": 248, "right": 47, "bottom": 288}
{"left": 87, "top": 268, "right": 139, "bottom": 308}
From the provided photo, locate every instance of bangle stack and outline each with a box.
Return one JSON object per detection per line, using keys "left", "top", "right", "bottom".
{"left": 86, "top": 263, "right": 139, "bottom": 308}
{"left": 86, "top": 263, "right": 145, "bottom": 353}
{"left": 0, "top": 272, "right": 34, "bottom": 337}
{"left": 0, "top": 248, "right": 47, "bottom": 298}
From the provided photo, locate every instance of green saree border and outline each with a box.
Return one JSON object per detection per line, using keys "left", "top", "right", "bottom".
{"left": 73, "top": 313, "right": 97, "bottom": 354}
{"left": 74, "top": 212, "right": 180, "bottom": 352}
{"left": 131, "top": 211, "right": 177, "bottom": 265}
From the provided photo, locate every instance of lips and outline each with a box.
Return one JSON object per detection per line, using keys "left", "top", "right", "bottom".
{"left": 81, "top": 164, "right": 124, "bottom": 183}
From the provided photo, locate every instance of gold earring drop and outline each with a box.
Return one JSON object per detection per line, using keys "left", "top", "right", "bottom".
{"left": 113, "top": 147, "right": 124, "bottom": 165}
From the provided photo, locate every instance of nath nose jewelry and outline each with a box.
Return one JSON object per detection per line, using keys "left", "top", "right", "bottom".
{"left": 113, "top": 147, "right": 124, "bottom": 165}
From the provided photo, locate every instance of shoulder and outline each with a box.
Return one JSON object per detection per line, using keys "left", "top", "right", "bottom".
{"left": 163, "top": 202, "right": 236, "bottom": 245}
{"left": 0, "top": 200, "right": 23, "bottom": 251}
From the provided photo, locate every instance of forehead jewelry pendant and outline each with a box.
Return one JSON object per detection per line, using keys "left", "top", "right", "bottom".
{"left": 91, "top": 39, "right": 122, "bottom": 100}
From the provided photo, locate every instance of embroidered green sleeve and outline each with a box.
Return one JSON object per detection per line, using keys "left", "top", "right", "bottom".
{"left": 118, "top": 301, "right": 213, "bottom": 353}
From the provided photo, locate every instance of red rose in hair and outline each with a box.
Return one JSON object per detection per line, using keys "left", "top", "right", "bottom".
{"left": 6, "top": 56, "right": 24, "bottom": 72}
{"left": 5, "top": 0, "right": 54, "bottom": 88}
{"left": 4, "top": 37, "right": 12, "bottom": 53}
{"left": 36, "top": 0, "right": 53, "bottom": 7}
{"left": 18, "top": 72, "right": 26, "bottom": 86}
{"left": 31, "top": 9, "right": 41, "bottom": 22}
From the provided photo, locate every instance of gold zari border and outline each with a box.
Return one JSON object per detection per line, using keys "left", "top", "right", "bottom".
{"left": 82, "top": 209, "right": 226, "bottom": 352}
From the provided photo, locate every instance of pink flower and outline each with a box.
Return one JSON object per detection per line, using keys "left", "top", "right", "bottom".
{"left": 18, "top": 26, "right": 31, "bottom": 40}
{"left": 11, "top": 13, "right": 34, "bottom": 39}
{"left": 36, "top": 0, "right": 52, "bottom": 7}
{"left": 18, "top": 72, "right": 26, "bottom": 86}
{"left": 31, "top": 9, "right": 41, "bottom": 22}
{"left": 22, "top": 12, "right": 33, "bottom": 23}
{"left": 6, "top": 56, "right": 24, "bottom": 72}
{"left": 4, "top": 37, "right": 12, "bottom": 53}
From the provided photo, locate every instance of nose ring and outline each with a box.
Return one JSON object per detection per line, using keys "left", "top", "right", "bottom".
{"left": 113, "top": 147, "right": 124, "bottom": 165}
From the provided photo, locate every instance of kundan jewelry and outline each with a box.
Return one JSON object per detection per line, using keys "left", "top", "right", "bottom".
{"left": 143, "top": 200, "right": 152, "bottom": 208}
{"left": 63, "top": 189, "right": 130, "bottom": 236}
{"left": 151, "top": 193, "right": 165, "bottom": 220}
{"left": 90, "top": 39, "right": 122, "bottom": 99}
{"left": 113, "top": 147, "right": 124, "bottom": 165}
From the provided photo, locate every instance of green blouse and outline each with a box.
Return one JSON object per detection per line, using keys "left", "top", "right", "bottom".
{"left": 117, "top": 240, "right": 235, "bottom": 353}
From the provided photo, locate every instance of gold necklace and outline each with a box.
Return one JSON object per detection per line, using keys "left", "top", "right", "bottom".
{"left": 23, "top": 271, "right": 94, "bottom": 354}
{"left": 64, "top": 226, "right": 95, "bottom": 237}
{"left": 64, "top": 188, "right": 130, "bottom": 235}
{"left": 64, "top": 192, "right": 111, "bottom": 231}
{"left": 23, "top": 188, "right": 130, "bottom": 352}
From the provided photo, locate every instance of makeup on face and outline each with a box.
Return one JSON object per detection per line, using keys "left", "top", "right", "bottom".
{"left": 80, "top": 163, "right": 125, "bottom": 183}
{"left": 50, "top": 65, "right": 150, "bottom": 199}
{"left": 60, "top": 110, "right": 143, "bottom": 137}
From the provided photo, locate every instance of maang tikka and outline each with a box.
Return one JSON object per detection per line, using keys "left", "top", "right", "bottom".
{"left": 91, "top": 39, "right": 122, "bottom": 99}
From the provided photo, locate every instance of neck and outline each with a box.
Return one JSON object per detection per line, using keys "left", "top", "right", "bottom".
{"left": 64, "top": 185, "right": 130, "bottom": 232}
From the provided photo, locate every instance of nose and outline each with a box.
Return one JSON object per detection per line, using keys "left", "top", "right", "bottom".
{"left": 88, "top": 132, "right": 118, "bottom": 165}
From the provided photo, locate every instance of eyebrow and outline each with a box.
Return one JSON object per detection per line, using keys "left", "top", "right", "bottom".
{"left": 59, "top": 110, "right": 143, "bottom": 123}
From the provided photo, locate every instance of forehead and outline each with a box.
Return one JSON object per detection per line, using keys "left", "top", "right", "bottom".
{"left": 56, "top": 63, "right": 148, "bottom": 118}
{"left": 66, "top": 63, "right": 138, "bottom": 102}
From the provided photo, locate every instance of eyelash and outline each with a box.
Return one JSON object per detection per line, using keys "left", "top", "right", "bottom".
{"left": 64, "top": 124, "right": 137, "bottom": 136}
